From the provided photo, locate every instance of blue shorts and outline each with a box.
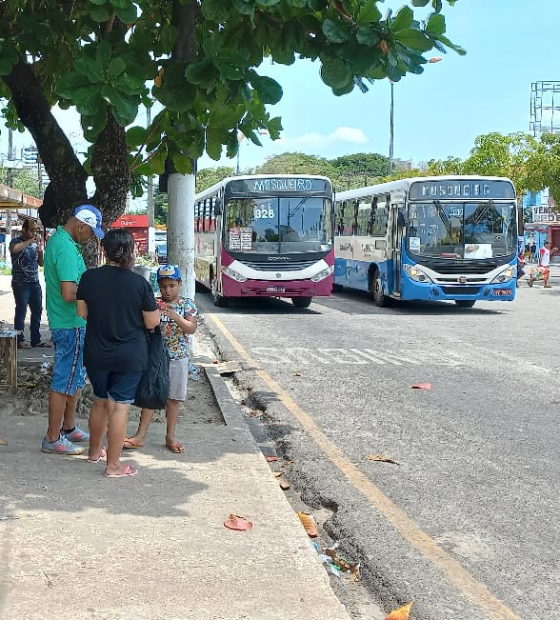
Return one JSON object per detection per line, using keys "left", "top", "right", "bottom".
{"left": 87, "top": 368, "right": 143, "bottom": 404}
{"left": 51, "top": 327, "right": 87, "bottom": 395}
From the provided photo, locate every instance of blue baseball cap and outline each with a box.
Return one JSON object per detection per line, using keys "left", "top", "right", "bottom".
{"left": 73, "top": 204, "right": 104, "bottom": 239}
{"left": 157, "top": 264, "right": 181, "bottom": 281}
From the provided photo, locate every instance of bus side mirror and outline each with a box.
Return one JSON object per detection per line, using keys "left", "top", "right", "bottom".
{"left": 397, "top": 210, "right": 406, "bottom": 229}
{"left": 214, "top": 200, "right": 222, "bottom": 216}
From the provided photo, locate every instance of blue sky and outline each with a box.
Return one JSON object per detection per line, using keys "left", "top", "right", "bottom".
{"left": 1, "top": 0, "right": 559, "bottom": 175}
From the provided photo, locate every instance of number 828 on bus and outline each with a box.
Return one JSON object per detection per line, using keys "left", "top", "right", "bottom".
{"left": 254, "top": 207, "right": 275, "bottom": 219}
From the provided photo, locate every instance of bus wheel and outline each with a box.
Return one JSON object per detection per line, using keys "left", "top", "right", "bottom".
{"left": 292, "top": 297, "right": 312, "bottom": 309}
{"left": 371, "top": 269, "right": 387, "bottom": 307}
{"left": 455, "top": 300, "right": 476, "bottom": 308}
{"left": 211, "top": 281, "right": 229, "bottom": 307}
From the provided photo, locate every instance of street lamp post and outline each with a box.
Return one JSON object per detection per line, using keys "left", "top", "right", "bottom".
{"left": 388, "top": 57, "right": 442, "bottom": 177}
{"left": 389, "top": 81, "right": 395, "bottom": 175}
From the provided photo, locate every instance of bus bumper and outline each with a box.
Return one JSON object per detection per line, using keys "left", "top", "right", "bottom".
{"left": 401, "top": 280, "right": 516, "bottom": 302}
{"left": 222, "top": 276, "right": 333, "bottom": 298}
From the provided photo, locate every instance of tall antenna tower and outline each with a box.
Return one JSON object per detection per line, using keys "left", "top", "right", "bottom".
{"left": 530, "top": 81, "right": 560, "bottom": 137}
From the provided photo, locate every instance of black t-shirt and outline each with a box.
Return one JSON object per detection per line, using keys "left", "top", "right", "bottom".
{"left": 77, "top": 266, "right": 158, "bottom": 372}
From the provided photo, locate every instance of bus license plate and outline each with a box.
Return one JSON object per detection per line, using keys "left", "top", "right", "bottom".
{"left": 267, "top": 286, "right": 286, "bottom": 293}
{"left": 494, "top": 289, "right": 512, "bottom": 296}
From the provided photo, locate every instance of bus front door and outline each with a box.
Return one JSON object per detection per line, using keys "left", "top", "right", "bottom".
{"left": 391, "top": 205, "right": 404, "bottom": 297}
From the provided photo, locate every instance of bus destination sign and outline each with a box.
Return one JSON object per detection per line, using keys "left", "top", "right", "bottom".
{"left": 228, "top": 177, "right": 328, "bottom": 194}
{"left": 409, "top": 179, "right": 515, "bottom": 200}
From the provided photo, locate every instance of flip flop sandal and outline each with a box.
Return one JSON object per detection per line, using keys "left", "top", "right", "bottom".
{"left": 166, "top": 442, "right": 184, "bottom": 454}
{"left": 123, "top": 438, "right": 144, "bottom": 450}
{"left": 104, "top": 464, "right": 138, "bottom": 478}
{"left": 86, "top": 447, "right": 107, "bottom": 463}
{"left": 35, "top": 341, "right": 53, "bottom": 348}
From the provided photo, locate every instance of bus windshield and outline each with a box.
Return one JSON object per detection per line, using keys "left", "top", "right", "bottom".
{"left": 407, "top": 201, "right": 517, "bottom": 259}
{"left": 224, "top": 196, "right": 333, "bottom": 254}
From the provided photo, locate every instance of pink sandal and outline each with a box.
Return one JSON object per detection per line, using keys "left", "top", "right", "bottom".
{"left": 104, "top": 464, "right": 138, "bottom": 478}
{"left": 86, "top": 447, "right": 107, "bottom": 463}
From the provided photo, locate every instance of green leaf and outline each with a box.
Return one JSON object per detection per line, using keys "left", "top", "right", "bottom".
{"left": 90, "top": 4, "right": 114, "bottom": 22}
{"left": 356, "top": 0, "right": 382, "bottom": 24}
{"left": 0, "top": 59, "right": 13, "bottom": 76}
{"left": 322, "top": 19, "right": 350, "bottom": 44}
{"left": 82, "top": 109, "right": 108, "bottom": 141}
{"left": 411, "top": 0, "right": 430, "bottom": 6}
{"left": 391, "top": 6, "right": 414, "bottom": 32}
{"left": 206, "top": 127, "right": 226, "bottom": 161}
{"left": 267, "top": 116, "right": 283, "bottom": 140}
{"left": 89, "top": 0, "right": 106, "bottom": 5}
{"left": 109, "top": 0, "right": 131, "bottom": 9}
{"left": 249, "top": 74, "right": 283, "bottom": 105}
{"left": 232, "top": 0, "right": 254, "bottom": 15}
{"left": 186, "top": 59, "right": 215, "bottom": 88}
{"left": 437, "top": 33, "right": 466, "bottom": 55}
{"left": 107, "top": 57, "right": 126, "bottom": 79}
{"left": 394, "top": 28, "right": 433, "bottom": 51}
{"left": 320, "top": 59, "right": 353, "bottom": 90}
{"left": 170, "top": 153, "right": 194, "bottom": 175}
{"left": 96, "top": 41, "right": 112, "bottom": 67}
{"left": 160, "top": 24, "right": 177, "bottom": 52}
{"left": 75, "top": 56, "right": 104, "bottom": 82}
{"left": 126, "top": 125, "right": 147, "bottom": 147}
{"left": 116, "top": 5, "right": 137, "bottom": 24}
{"left": 426, "top": 13, "right": 446, "bottom": 36}
{"left": 74, "top": 86, "right": 104, "bottom": 115}
{"left": 255, "top": 0, "right": 281, "bottom": 5}
{"left": 332, "top": 81, "right": 355, "bottom": 96}
{"left": 356, "top": 26, "right": 381, "bottom": 46}
{"left": 56, "top": 71, "right": 92, "bottom": 98}
{"left": 201, "top": 0, "right": 231, "bottom": 22}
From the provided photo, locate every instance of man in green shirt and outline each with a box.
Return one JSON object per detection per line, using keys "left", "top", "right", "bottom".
{"left": 42, "top": 205, "right": 104, "bottom": 455}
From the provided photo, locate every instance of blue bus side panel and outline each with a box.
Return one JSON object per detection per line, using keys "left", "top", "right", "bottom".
{"left": 334, "top": 258, "right": 392, "bottom": 294}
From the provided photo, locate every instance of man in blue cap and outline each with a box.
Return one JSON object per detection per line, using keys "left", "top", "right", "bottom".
{"left": 42, "top": 204, "right": 104, "bottom": 455}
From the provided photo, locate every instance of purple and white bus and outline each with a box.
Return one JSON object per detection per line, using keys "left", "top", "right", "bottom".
{"left": 194, "top": 174, "right": 334, "bottom": 308}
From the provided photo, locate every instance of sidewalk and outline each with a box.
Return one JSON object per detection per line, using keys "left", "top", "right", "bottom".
{"left": 0, "top": 275, "right": 351, "bottom": 620}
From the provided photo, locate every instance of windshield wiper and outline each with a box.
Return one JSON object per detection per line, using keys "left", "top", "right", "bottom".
{"left": 434, "top": 200, "right": 453, "bottom": 238}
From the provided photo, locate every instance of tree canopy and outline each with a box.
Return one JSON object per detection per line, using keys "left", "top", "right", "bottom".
{"left": 0, "top": 0, "right": 463, "bottom": 229}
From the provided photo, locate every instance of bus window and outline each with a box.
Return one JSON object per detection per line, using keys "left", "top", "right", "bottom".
{"left": 356, "top": 197, "right": 372, "bottom": 235}
{"left": 343, "top": 200, "right": 355, "bottom": 235}
{"left": 371, "top": 195, "right": 389, "bottom": 236}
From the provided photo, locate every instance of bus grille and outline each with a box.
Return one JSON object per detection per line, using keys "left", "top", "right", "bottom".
{"left": 240, "top": 259, "right": 318, "bottom": 271}
{"left": 422, "top": 260, "right": 502, "bottom": 275}
{"left": 441, "top": 286, "right": 481, "bottom": 295}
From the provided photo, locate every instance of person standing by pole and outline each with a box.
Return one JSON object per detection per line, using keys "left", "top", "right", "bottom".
{"left": 41, "top": 205, "right": 104, "bottom": 455}
{"left": 9, "top": 219, "right": 49, "bottom": 349}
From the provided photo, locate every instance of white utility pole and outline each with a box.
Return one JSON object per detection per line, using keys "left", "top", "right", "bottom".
{"left": 146, "top": 106, "right": 155, "bottom": 254}
{"left": 167, "top": 172, "right": 195, "bottom": 300}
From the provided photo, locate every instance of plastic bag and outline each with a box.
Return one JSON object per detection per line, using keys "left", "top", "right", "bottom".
{"left": 133, "top": 326, "right": 170, "bottom": 409}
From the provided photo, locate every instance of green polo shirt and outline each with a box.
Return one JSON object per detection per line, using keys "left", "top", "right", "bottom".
{"left": 44, "top": 226, "right": 87, "bottom": 330}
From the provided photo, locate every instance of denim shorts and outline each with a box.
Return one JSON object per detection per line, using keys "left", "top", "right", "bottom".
{"left": 87, "top": 368, "right": 143, "bottom": 404}
{"left": 51, "top": 327, "right": 87, "bottom": 395}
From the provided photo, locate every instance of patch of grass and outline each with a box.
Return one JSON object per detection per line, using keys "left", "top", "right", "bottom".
{"left": 0, "top": 267, "right": 11, "bottom": 276}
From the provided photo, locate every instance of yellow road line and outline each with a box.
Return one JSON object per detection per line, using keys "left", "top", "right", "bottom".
{"left": 205, "top": 309, "right": 520, "bottom": 620}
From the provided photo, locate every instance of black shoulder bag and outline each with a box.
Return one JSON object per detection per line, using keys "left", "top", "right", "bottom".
{"left": 133, "top": 326, "right": 170, "bottom": 409}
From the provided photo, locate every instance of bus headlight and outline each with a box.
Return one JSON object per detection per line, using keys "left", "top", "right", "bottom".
{"left": 311, "top": 265, "right": 334, "bottom": 283}
{"left": 491, "top": 266, "right": 515, "bottom": 283}
{"left": 403, "top": 264, "right": 432, "bottom": 283}
{"left": 222, "top": 266, "right": 247, "bottom": 282}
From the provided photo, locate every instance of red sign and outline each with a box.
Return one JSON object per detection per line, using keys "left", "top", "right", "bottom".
{"left": 110, "top": 214, "right": 149, "bottom": 228}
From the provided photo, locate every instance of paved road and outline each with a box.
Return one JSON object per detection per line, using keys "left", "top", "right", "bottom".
{"left": 198, "top": 283, "right": 559, "bottom": 619}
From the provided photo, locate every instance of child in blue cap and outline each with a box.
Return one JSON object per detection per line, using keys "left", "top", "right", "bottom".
{"left": 124, "top": 265, "right": 198, "bottom": 453}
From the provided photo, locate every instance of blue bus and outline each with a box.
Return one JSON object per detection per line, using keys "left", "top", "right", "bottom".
{"left": 333, "top": 176, "right": 518, "bottom": 308}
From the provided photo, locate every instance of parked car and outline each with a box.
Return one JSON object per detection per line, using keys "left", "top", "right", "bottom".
{"left": 155, "top": 243, "right": 167, "bottom": 264}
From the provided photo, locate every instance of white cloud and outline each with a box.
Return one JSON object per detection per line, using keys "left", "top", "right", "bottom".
{"left": 277, "top": 126, "right": 368, "bottom": 150}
